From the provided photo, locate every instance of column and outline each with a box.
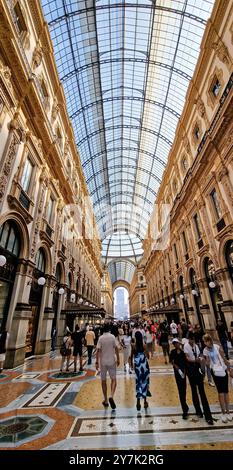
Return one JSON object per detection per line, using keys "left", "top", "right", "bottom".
{"left": 5, "top": 260, "right": 34, "bottom": 368}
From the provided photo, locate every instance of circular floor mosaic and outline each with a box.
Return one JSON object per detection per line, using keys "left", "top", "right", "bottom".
{"left": 0, "top": 374, "right": 7, "bottom": 379}
{"left": 0, "top": 416, "right": 47, "bottom": 444}
{"left": 50, "top": 371, "right": 86, "bottom": 380}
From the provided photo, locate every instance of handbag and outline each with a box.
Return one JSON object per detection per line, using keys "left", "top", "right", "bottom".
{"left": 212, "top": 364, "right": 226, "bottom": 377}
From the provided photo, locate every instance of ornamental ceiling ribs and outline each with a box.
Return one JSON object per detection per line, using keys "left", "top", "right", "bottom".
{"left": 41, "top": 0, "right": 215, "bottom": 283}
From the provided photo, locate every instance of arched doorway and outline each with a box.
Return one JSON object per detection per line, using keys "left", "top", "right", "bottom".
{"left": 114, "top": 286, "right": 129, "bottom": 320}
{"left": 26, "top": 248, "right": 46, "bottom": 357}
{"left": 225, "top": 240, "right": 233, "bottom": 284}
{"left": 0, "top": 221, "right": 21, "bottom": 328}
{"left": 189, "top": 267, "right": 205, "bottom": 331}
{"left": 204, "top": 257, "right": 225, "bottom": 326}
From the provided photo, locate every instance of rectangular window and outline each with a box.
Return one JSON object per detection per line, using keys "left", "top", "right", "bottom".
{"left": 21, "top": 157, "right": 33, "bottom": 193}
{"left": 47, "top": 197, "right": 54, "bottom": 225}
{"left": 210, "top": 188, "right": 222, "bottom": 220}
{"left": 193, "top": 213, "right": 202, "bottom": 240}
{"left": 182, "top": 231, "right": 188, "bottom": 253}
{"left": 141, "top": 294, "right": 145, "bottom": 304}
{"left": 14, "top": 2, "right": 27, "bottom": 34}
{"left": 173, "top": 243, "right": 178, "bottom": 262}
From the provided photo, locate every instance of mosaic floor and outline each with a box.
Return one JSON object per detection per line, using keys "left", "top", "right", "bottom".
{"left": 0, "top": 346, "right": 233, "bottom": 450}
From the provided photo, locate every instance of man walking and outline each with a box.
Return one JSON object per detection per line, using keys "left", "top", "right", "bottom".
{"left": 184, "top": 332, "right": 213, "bottom": 425}
{"left": 170, "top": 338, "right": 189, "bottom": 419}
{"left": 96, "top": 323, "right": 120, "bottom": 409}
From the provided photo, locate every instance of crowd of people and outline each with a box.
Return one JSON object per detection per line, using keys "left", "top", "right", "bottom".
{"left": 57, "top": 317, "right": 233, "bottom": 422}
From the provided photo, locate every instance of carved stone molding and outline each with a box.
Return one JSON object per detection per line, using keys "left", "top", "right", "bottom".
{"left": 0, "top": 133, "right": 20, "bottom": 205}
{"left": 7, "top": 194, "right": 33, "bottom": 224}
{"left": 194, "top": 96, "right": 208, "bottom": 125}
{"left": 51, "top": 97, "right": 59, "bottom": 122}
{"left": 182, "top": 134, "right": 191, "bottom": 155}
{"left": 32, "top": 43, "right": 43, "bottom": 70}
{"left": 212, "top": 41, "right": 231, "bottom": 69}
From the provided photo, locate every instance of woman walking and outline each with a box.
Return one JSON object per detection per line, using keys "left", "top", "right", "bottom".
{"left": 60, "top": 331, "right": 72, "bottom": 372}
{"left": 133, "top": 331, "right": 150, "bottom": 411}
{"left": 203, "top": 334, "right": 232, "bottom": 422}
{"left": 121, "top": 326, "right": 132, "bottom": 373}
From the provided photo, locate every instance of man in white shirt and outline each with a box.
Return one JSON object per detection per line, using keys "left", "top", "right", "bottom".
{"left": 170, "top": 320, "right": 178, "bottom": 338}
{"left": 184, "top": 332, "right": 213, "bottom": 425}
{"left": 96, "top": 323, "right": 120, "bottom": 409}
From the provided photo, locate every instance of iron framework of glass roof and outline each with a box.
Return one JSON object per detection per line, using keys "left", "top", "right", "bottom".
{"left": 41, "top": 0, "right": 215, "bottom": 284}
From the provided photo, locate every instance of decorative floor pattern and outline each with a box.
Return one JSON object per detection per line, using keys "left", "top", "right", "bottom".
{"left": 23, "top": 383, "right": 70, "bottom": 408}
{"left": 0, "top": 415, "right": 49, "bottom": 447}
{"left": 15, "top": 373, "right": 41, "bottom": 380}
{"left": 0, "top": 346, "right": 232, "bottom": 450}
{"left": 71, "top": 412, "right": 232, "bottom": 437}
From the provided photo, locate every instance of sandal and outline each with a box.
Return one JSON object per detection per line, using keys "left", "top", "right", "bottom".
{"left": 102, "top": 401, "right": 109, "bottom": 407}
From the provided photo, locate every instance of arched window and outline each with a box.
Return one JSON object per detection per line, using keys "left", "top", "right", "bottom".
{"left": 68, "top": 272, "right": 72, "bottom": 289}
{"left": 225, "top": 240, "right": 233, "bottom": 284}
{"left": 35, "top": 248, "right": 46, "bottom": 273}
{"left": 55, "top": 263, "right": 62, "bottom": 283}
{"left": 0, "top": 221, "right": 20, "bottom": 257}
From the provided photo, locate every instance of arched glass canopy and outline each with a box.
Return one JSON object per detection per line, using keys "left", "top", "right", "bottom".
{"left": 42, "top": 0, "right": 214, "bottom": 283}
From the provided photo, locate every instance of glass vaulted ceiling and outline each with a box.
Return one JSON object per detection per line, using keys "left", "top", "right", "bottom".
{"left": 42, "top": 0, "right": 214, "bottom": 284}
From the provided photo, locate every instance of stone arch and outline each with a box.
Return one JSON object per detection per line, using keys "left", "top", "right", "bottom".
{"left": 0, "top": 211, "right": 29, "bottom": 260}
{"left": 112, "top": 280, "right": 130, "bottom": 292}
{"left": 218, "top": 234, "right": 233, "bottom": 268}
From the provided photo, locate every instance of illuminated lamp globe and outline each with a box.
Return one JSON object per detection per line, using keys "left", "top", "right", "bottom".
{"left": 209, "top": 281, "right": 216, "bottom": 288}
{"left": 58, "top": 287, "right": 65, "bottom": 295}
{"left": 38, "top": 277, "right": 46, "bottom": 286}
{"left": 0, "top": 255, "right": 7, "bottom": 267}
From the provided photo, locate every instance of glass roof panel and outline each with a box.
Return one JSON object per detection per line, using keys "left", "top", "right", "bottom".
{"left": 41, "top": 0, "right": 215, "bottom": 282}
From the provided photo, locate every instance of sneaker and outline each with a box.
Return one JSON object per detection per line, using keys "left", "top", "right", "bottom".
{"left": 206, "top": 418, "right": 214, "bottom": 425}
{"left": 221, "top": 414, "right": 228, "bottom": 423}
{"left": 226, "top": 413, "right": 232, "bottom": 421}
{"left": 208, "top": 381, "right": 215, "bottom": 387}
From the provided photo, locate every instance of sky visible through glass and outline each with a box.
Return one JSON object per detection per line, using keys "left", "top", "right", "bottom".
{"left": 41, "top": 0, "right": 215, "bottom": 283}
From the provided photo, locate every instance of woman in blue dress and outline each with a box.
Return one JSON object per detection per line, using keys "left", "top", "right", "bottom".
{"left": 133, "top": 331, "right": 150, "bottom": 411}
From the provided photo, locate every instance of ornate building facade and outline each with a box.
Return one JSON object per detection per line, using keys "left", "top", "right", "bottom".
{"left": 142, "top": 0, "right": 233, "bottom": 333}
{"left": 129, "top": 266, "right": 148, "bottom": 318}
{"left": 101, "top": 270, "right": 113, "bottom": 317}
{"left": 0, "top": 0, "right": 102, "bottom": 367}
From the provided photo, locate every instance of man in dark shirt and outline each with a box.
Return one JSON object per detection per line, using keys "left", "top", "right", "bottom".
{"left": 159, "top": 322, "right": 169, "bottom": 364}
{"left": 71, "top": 325, "right": 84, "bottom": 372}
{"left": 169, "top": 338, "right": 189, "bottom": 419}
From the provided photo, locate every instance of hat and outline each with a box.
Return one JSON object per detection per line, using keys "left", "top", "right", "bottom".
{"left": 172, "top": 338, "right": 181, "bottom": 344}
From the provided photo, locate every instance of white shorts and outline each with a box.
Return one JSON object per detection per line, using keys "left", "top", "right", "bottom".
{"left": 0, "top": 353, "right": 6, "bottom": 362}
{"left": 100, "top": 363, "right": 116, "bottom": 380}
